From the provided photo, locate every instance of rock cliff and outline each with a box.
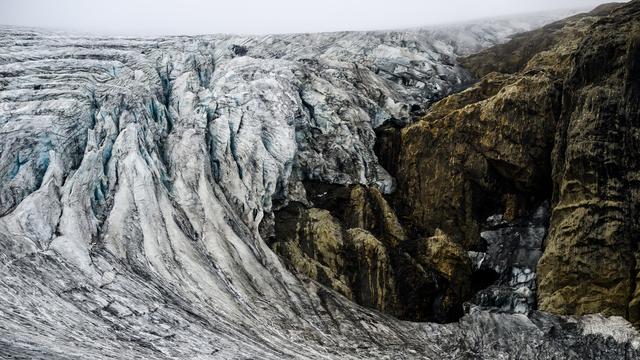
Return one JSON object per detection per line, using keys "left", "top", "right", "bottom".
{"left": 537, "top": 1, "right": 640, "bottom": 324}
{"left": 393, "top": 0, "right": 640, "bottom": 328}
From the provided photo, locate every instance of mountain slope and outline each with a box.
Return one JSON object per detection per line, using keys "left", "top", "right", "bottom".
{"left": 0, "top": 8, "right": 639, "bottom": 359}
{"left": 394, "top": 0, "right": 640, "bottom": 328}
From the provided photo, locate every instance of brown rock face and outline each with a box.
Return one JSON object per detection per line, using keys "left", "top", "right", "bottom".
{"left": 271, "top": 205, "right": 353, "bottom": 298}
{"left": 395, "top": 70, "right": 560, "bottom": 248}
{"left": 270, "top": 183, "right": 471, "bottom": 322}
{"left": 343, "top": 185, "right": 406, "bottom": 247}
{"left": 398, "top": 230, "right": 472, "bottom": 321}
{"left": 393, "top": 0, "right": 640, "bottom": 325}
{"left": 537, "top": 2, "right": 640, "bottom": 323}
{"left": 393, "top": 4, "right": 625, "bottom": 250}
{"left": 343, "top": 228, "right": 396, "bottom": 312}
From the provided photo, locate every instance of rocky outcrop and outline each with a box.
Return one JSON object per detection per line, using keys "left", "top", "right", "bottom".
{"left": 271, "top": 184, "right": 472, "bottom": 322}
{"left": 537, "top": 1, "right": 640, "bottom": 324}
{"left": 395, "top": 67, "right": 559, "bottom": 249}
{"left": 391, "top": 0, "right": 640, "bottom": 327}
{"left": 271, "top": 205, "right": 353, "bottom": 298}
{"left": 343, "top": 228, "right": 396, "bottom": 312}
{"left": 393, "top": 4, "right": 621, "bottom": 249}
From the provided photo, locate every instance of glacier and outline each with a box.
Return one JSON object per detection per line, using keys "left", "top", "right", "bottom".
{"left": 0, "top": 10, "right": 639, "bottom": 359}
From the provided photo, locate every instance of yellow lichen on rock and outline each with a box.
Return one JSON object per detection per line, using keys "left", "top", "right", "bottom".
{"left": 271, "top": 206, "right": 353, "bottom": 298}
{"left": 345, "top": 185, "right": 406, "bottom": 247}
{"left": 344, "top": 228, "right": 397, "bottom": 312}
{"left": 414, "top": 229, "right": 472, "bottom": 311}
{"left": 395, "top": 68, "right": 559, "bottom": 248}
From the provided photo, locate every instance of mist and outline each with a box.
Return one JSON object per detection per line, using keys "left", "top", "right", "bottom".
{"left": 0, "top": 0, "right": 627, "bottom": 36}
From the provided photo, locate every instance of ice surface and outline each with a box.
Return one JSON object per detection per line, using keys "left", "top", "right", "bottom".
{"left": 1, "top": 12, "right": 638, "bottom": 359}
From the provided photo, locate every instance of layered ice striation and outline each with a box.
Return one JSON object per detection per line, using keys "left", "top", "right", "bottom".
{"left": 0, "top": 11, "right": 639, "bottom": 359}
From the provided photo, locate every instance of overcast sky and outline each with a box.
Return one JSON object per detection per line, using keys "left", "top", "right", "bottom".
{"left": 0, "top": 0, "right": 626, "bottom": 36}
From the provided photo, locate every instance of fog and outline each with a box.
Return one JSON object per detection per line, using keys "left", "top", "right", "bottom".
{"left": 0, "top": 0, "right": 627, "bottom": 36}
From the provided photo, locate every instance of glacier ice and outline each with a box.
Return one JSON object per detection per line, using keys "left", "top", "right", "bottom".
{"left": 0, "top": 12, "right": 639, "bottom": 359}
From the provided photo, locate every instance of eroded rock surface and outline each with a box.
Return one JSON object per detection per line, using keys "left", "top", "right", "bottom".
{"left": 537, "top": 1, "right": 640, "bottom": 324}
{"left": 272, "top": 183, "right": 472, "bottom": 322}
{"left": 392, "top": 0, "right": 640, "bottom": 328}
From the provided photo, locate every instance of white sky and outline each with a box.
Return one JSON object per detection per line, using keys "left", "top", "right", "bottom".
{"left": 0, "top": 0, "right": 626, "bottom": 36}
